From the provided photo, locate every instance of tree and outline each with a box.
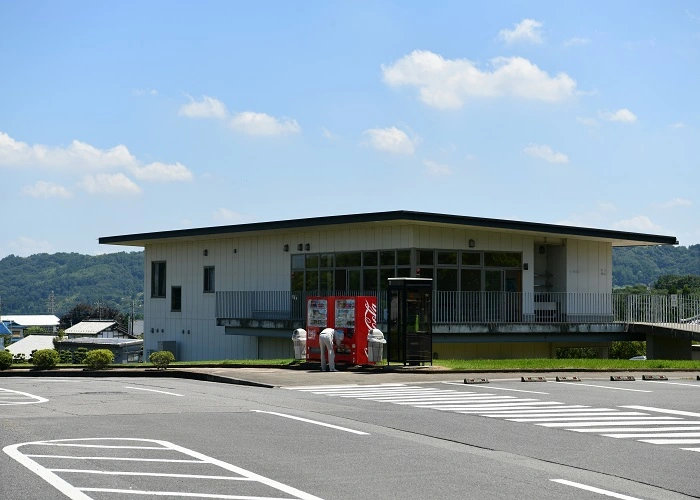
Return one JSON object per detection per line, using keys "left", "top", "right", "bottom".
{"left": 60, "top": 303, "right": 126, "bottom": 330}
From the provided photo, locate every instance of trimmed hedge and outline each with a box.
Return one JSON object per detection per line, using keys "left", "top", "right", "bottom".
{"left": 84, "top": 349, "right": 114, "bottom": 370}
{"left": 0, "top": 350, "right": 12, "bottom": 370}
{"left": 149, "top": 350, "right": 175, "bottom": 370}
{"left": 31, "top": 349, "right": 60, "bottom": 370}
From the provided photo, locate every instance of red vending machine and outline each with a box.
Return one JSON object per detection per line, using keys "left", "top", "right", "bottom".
{"left": 306, "top": 295, "right": 378, "bottom": 366}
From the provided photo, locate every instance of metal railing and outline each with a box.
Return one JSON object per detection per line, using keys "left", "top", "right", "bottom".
{"left": 216, "top": 291, "right": 700, "bottom": 331}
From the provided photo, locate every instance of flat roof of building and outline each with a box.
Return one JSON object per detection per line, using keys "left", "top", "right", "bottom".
{"left": 99, "top": 210, "right": 678, "bottom": 247}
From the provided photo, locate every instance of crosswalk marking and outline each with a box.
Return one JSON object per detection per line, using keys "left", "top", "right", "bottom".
{"left": 286, "top": 383, "right": 700, "bottom": 453}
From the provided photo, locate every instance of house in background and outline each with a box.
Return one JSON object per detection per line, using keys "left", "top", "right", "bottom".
{"left": 5, "top": 334, "right": 56, "bottom": 359}
{"left": 1, "top": 315, "right": 60, "bottom": 342}
{"left": 54, "top": 337, "right": 143, "bottom": 364}
{"left": 65, "top": 320, "right": 136, "bottom": 340}
{"left": 99, "top": 210, "right": 690, "bottom": 362}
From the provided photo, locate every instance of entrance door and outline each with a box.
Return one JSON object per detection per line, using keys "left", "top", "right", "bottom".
{"left": 485, "top": 270, "right": 522, "bottom": 322}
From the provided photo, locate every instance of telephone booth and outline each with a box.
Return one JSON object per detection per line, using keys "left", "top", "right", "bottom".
{"left": 386, "top": 277, "right": 433, "bottom": 365}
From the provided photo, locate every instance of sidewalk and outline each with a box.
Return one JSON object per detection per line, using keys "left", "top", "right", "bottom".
{"left": 2, "top": 363, "right": 698, "bottom": 388}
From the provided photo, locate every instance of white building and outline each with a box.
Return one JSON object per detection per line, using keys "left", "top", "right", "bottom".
{"left": 99, "top": 210, "right": 679, "bottom": 361}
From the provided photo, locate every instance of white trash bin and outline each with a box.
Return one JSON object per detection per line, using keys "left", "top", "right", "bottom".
{"left": 292, "top": 328, "right": 307, "bottom": 360}
{"left": 366, "top": 328, "right": 386, "bottom": 363}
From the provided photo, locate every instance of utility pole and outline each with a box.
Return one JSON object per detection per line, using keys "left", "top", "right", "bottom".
{"left": 47, "top": 291, "right": 56, "bottom": 315}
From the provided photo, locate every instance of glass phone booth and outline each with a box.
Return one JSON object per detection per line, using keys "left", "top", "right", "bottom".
{"left": 386, "top": 277, "right": 433, "bottom": 365}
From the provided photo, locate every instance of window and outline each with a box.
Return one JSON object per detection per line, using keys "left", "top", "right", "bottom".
{"left": 151, "top": 261, "right": 166, "bottom": 298}
{"left": 171, "top": 286, "right": 181, "bottom": 312}
{"left": 203, "top": 266, "right": 215, "bottom": 293}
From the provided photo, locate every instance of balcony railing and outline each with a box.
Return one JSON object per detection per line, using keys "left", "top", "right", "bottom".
{"left": 216, "top": 291, "right": 700, "bottom": 331}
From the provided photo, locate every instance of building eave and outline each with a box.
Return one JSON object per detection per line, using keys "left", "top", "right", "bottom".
{"left": 99, "top": 210, "right": 679, "bottom": 248}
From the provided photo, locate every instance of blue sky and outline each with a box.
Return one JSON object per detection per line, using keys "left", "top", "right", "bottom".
{"left": 1, "top": 1, "right": 698, "bottom": 259}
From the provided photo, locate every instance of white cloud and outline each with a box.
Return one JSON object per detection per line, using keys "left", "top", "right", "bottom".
{"left": 5, "top": 236, "right": 54, "bottom": 257}
{"left": 0, "top": 131, "right": 192, "bottom": 191}
{"left": 423, "top": 159, "right": 452, "bottom": 175}
{"left": 612, "top": 215, "right": 662, "bottom": 233}
{"left": 381, "top": 50, "right": 576, "bottom": 109}
{"left": 321, "top": 127, "right": 335, "bottom": 139}
{"left": 499, "top": 19, "right": 544, "bottom": 44}
{"left": 21, "top": 181, "right": 72, "bottom": 199}
{"left": 599, "top": 108, "right": 637, "bottom": 123}
{"left": 671, "top": 122, "right": 685, "bottom": 129}
{"left": 362, "top": 127, "right": 417, "bottom": 155}
{"left": 230, "top": 112, "right": 301, "bottom": 136}
{"left": 522, "top": 144, "right": 569, "bottom": 164}
{"left": 564, "top": 37, "right": 591, "bottom": 47}
{"left": 0, "top": 132, "right": 136, "bottom": 169}
{"left": 79, "top": 173, "right": 142, "bottom": 195}
{"left": 654, "top": 198, "right": 693, "bottom": 209}
{"left": 179, "top": 95, "right": 228, "bottom": 119}
{"left": 213, "top": 208, "right": 245, "bottom": 223}
{"left": 129, "top": 162, "right": 193, "bottom": 182}
{"left": 576, "top": 116, "right": 597, "bottom": 126}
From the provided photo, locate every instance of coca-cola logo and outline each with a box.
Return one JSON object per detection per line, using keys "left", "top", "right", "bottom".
{"left": 364, "top": 299, "right": 377, "bottom": 332}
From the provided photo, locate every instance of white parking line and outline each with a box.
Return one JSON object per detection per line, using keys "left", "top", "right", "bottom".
{"left": 251, "top": 410, "right": 369, "bottom": 435}
{"left": 551, "top": 479, "right": 642, "bottom": 499}
{"left": 4, "top": 438, "right": 325, "bottom": 500}
{"left": 125, "top": 386, "right": 184, "bottom": 396}
{"left": 556, "top": 382, "right": 652, "bottom": 392}
{"left": 442, "top": 382, "right": 549, "bottom": 394}
{"left": 642, "top": 381, "right": 700, "bottom": 388}
{"left": 0, "top": 387, "right": 48, "bottom": 405}
{"left": 621, "top": 406, "right": 700, "bottom": 418}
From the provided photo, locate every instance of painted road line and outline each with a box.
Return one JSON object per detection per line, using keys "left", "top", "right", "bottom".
{"left": 251, "top": 410, "right": 369, "bottom": 435}
{"left": 290, "top": 383, "right": 406, "bottom": 391}
{"left": 125, "top": 386, "right": 184, "bottom": 396}
{"left": 621, "top": 406, "right": 700, "bottom": 418}
{"left": 556, "top": 382, "right": 652, "bottom": 393}
{"left": 389, "top": 396, "right": 521, "bottom": 404}
{"left": 486, "top": 412, "right": 642, "bottom": 419}
{"left": 603, "top": 432, "right": 700, "bottom": 438}
{"left": 0, "top": 387, "right": 48, "bottom": 405}
{"left": 682, "top": 447, "right": 700, "bottom": 452}
{"left": 442, "top": 382, "right": 550, "bottom": 394}
{"left": 551, "top": 479, "right": 642, "bottom": 500}
{"left": 508, "top": 414, "right": 659, "bottom": 423}
{"left": 4, "top": 438, "right": 325, "bottom": 500}
{"left": 538, "top": 419, "right": 681, "bottom": 428}
{"left": 50, "top": 469, "right": 254, "bottom": 480}
{"left": 641, "top": 381, "right": 700, "bottom": 388}
{"left": 640, "top": 438, "right": 700, "bottom": 445}
{"left": 571, "top": 426, "right": 700, "bottom": 433}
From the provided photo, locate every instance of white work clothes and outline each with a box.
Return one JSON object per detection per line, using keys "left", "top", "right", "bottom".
{"left": 319, "top": 328, "right": 337, "bottom": 372}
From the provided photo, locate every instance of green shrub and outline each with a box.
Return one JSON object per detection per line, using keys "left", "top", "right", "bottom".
{"left": 610, "top": 341, "right": 646, "bottom": 359}
{"left": 0, "top": 350, "right": 12, "bottom": 370}
{"left": 149, "top": 350, "right": 175, "bottom": 370}
{"left": 31, "top": 349, "right": 60, "bottom": 370}
{"left": 74, "top": 347, "right": 88, "bottom": 364}
{"left": 59, "top": 350, "right": 73, "bottom": 364}
{"left": 555, "top": 347, "right": 600, "bottom": 359}
{"left": 84, "top": 349, "right": 114, "bottom": 370}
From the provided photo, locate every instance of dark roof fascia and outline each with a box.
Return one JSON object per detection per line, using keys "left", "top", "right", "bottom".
{"left": 99, "top": 210, "right": 679, "bottom": 247}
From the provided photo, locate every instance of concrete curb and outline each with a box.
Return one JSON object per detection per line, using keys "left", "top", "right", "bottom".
{"left": 0, "top": 368, "right": 276, "bottom": 389}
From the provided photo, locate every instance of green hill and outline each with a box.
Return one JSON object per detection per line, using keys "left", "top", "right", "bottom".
{"left": 0, "top": 245, "right": 698, "bottom": 316}
{"left": 0, "top": 251, "right": 144, "bottom": 316}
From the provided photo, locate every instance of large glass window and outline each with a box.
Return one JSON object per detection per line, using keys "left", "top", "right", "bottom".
{"left": 484, "top": 252, "right": 521, "bottom": 268}
{"left": 151, "top": 261, "right": 166, "bottom": 298}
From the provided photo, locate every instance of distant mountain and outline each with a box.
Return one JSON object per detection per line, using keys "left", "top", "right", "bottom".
{"left": 0, "top": 251, "right": 144, "bottom": 316}
{"left": 0, "top": 245, "right": 697, "bottom": 316}
{"left": 612, "top": 245, "right": 700, "bottom": 287}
